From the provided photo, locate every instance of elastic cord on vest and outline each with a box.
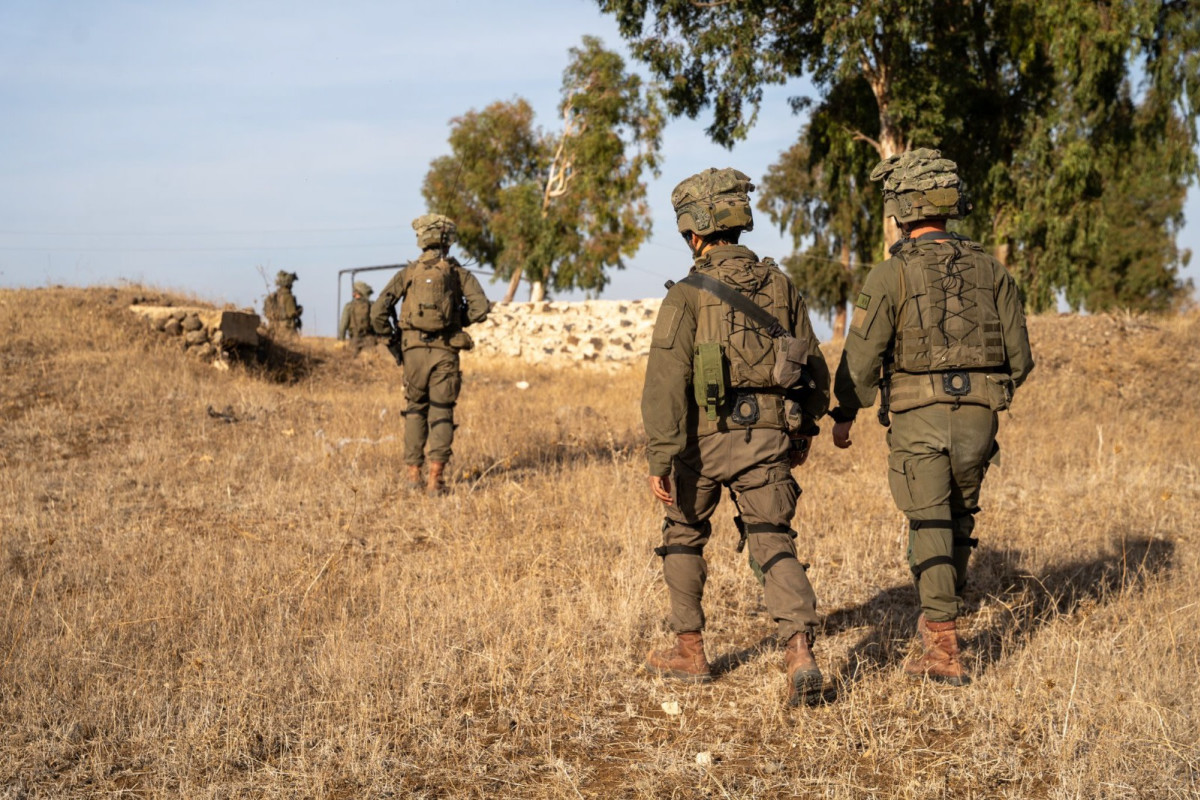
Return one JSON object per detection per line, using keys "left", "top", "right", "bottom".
{"left": 909, "top": 519, "right": 954, "bottom": 530}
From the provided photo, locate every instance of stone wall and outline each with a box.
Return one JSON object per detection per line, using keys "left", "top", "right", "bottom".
{"left": 130, "top": 305, "right": 261, "bottom": 362}
{"left": 469, "top": 299, "right": 661, "bottom": 368}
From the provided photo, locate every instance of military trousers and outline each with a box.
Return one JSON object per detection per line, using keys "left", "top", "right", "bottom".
{"left": 347, "top": 334, "right": 375, "bottom": 356}
{"left": 402, "top": 346, "right": 462, "bottom": 466}
{"left": 659, "top": 427, "right": 818, "bottom": 643}
{"left": 886, "top": 402, "right": 998, "bottom": 622}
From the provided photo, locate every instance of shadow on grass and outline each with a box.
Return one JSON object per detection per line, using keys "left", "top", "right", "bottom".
{"left": 228, "top": 337, "right": 324, "bottom": 384}
{"left": 814, "top": 535, "right": 1176, "bottom": 701}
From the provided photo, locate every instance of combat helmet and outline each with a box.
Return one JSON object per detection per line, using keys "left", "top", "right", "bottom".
{"left": 275, "top": 270, "right": 298, "bottom": 287}
{"left": 671, "top": 167, "right": 755, "bottom": 237}
{"left": 412, "top": 213, "right": 457, "bottom": 250}
{"left": 352, "top": 280, "right": 373, "bottom": 297}
{"left": 870, "top": 148, "right": 971, "bottom": 225}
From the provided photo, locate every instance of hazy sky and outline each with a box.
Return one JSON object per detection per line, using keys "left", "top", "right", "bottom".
{"left": 2, "top": 1, "right": 1197, "bottom": 337}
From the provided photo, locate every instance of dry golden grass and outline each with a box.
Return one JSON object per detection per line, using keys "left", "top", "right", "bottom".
{"left": 2, "top": 285, "right": 1198, "bottom": 798}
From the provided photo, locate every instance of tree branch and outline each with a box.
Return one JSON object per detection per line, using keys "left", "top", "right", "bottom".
{"left": 844, "top": 125, "right": 882, "bottom": 155}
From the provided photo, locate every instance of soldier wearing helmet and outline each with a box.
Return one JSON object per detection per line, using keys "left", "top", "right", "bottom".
{"left": 829, "top": 148, "right": 1035, "bottom": 685}
{"left": 339, "top": 280, "right": 376, "bottom": 356}
{"left": 640, "top": 167, "right": 831, "bottom": 706}
{"left": 370, "top": 214, "right": 490, "bottom": 496}
{"left": 264, "top": 271, "right": 303, "bottom": 335}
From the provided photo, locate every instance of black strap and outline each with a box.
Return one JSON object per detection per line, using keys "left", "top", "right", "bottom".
{"left": 909, "top": 519, "right": 954, "bottom": 530}
{"left": 744, "top": 522, "right": 791, "bottom": 535}
{"left": 654, "top": 545, "right": 704, "bottom": 558}
{"left": 911, "top": 555, "right": 955, "bottom": 578}
{"left": 759, "top": 552, "right": 797, "bottom": 575}
{"left": 954, "top": 536, "right": 979, "bottom": 549}
{"left": 679, "top": 273, "right": 788, "bottom": 339}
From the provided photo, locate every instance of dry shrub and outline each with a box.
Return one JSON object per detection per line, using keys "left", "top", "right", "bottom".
{"left": 1, "top": 287, "right": 1198, "bottom": 798}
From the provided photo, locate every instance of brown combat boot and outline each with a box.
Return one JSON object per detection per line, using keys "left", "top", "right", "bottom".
{"left": 406, "top": 465, "right": 423, "bottom": 490}
{"left": 904, "top": 615, "right": 970, "bottom": 686}
{"left": 426, "top": 462, "right": 448, "bottom": 497}
{"left": 784, "top": 631, "right": 823, "bottom": 706}
{"left": 644, "top": 632, "right": 713, "bottom": 683}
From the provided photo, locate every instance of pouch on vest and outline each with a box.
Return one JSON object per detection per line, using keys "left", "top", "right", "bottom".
{"left": 771, "top": 334, "right": 810, "bottom": 389}
{"left": 403, "top": 260, "right": 458, "bottom": 333}
{"left": 693, "top": 342, "right": 727, "bottom": 421}
{"left": 448, "top": 329, "right": 474, "bottom": 351}
{"left": 984, "top": 374, "right": 1013, "bottom": 411}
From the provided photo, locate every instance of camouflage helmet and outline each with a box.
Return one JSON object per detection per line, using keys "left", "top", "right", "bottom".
{"left": 352, "top": 280, "right": 373, "bottom": 297}
{"left": 275, "top": 270, "right": 298, "bottom": 287}
{"left": 671, "top": 167, "right": 755, "bottom": 237}
{"left": 412, "top": 213, "right": 457, "bottom": 249}
{"left": 870, "top": 148, "right": 970, "bottom": 224}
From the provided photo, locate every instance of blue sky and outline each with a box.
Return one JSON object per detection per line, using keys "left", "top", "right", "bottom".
{"left": 2, "top": 1, "right": 1197, "bottom": 337}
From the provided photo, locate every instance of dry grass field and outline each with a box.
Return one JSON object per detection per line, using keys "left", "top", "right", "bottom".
{"left": 2, "top": 285, "right": 1198, "bottom": 799}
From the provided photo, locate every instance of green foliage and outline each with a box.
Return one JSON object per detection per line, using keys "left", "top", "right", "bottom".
{"left": 422, "top": 37, "right": 663, "bottom": 298}
{"left": 599, "top": 0, "right": 1200, "bottom": 313}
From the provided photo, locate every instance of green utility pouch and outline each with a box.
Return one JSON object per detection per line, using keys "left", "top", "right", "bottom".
{"left": 693, "top": 342, "right": 727, "bottom": 421}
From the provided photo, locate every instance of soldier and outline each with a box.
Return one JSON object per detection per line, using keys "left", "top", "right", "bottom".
{"left": 371, "top": 214, "right": 490, "bottom": 496}
{"left": 339, "top": 280, "right": 376, "bottom": 355}
{"left": 264, "top": 271, "right": 303, "bottom": 334}
{"left": 828, "top": 148, "right": 1034, "bottom": 685}
{"left": 641, "top": 167, "right": 831, "bottom": 706}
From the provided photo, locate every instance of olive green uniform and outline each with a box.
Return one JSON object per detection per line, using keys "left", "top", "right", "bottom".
{"left": 833, "top": 233, "right": 1034, "bottom": 622}
{"left": 265, "top": 285, "right": 302, "bottom": 333}
{"left": 371, "top": 249, "right": 490, "bottom": 467}
{"left": 339, "top": 296, "right": 374, "bottom": 354}
{"left": 643, "top": 244, "right": 831, "bottom": 642}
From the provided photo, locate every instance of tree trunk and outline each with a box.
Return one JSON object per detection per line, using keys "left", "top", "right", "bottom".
{"left": 833, "top": 239, "right": 852, "bottom": 342}
{"left": 864, "top": 58, "right": 905, "bottom": 251}
{"left": 994, "top": 239, "right": 1010, "bottom": 269}
{"left": 529, "top": 281, "right": 546, "bottom": 303}
{"left": 878, "top": 128, "right": 905, "bottom": 251}
{"left": 501, "top": 270, "right": 522, "bottom": 304}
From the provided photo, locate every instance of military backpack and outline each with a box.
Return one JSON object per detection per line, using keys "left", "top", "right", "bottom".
{"left": 401, "top": 257, "right": 461, "bottom": 333}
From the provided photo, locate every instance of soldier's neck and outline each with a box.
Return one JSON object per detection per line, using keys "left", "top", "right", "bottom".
{"left": 905, "top": 222, "right": 947, "bottom": 239}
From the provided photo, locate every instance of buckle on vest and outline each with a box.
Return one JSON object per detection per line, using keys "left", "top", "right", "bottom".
{"left": 729, "top": 392, "right": 760, "bottom": 425}
{"left": 942, "top": 371, "right": 972, "bottom": 397}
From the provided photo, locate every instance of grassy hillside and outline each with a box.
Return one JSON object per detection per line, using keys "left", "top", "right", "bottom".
{"left": 2, "top": 286, "right": 1197, "bottom": 798}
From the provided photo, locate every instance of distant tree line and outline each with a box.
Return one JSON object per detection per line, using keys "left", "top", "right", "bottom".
{"left": 597, "top": 0, "right": 1199, "bottom": 333}
{"left": 420, "top": 4, "right": 1198, "bottom": 328}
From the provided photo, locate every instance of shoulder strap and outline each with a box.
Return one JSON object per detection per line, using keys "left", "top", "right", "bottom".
{"left": 679, "top": 272, "right": 788, "bottom": 339}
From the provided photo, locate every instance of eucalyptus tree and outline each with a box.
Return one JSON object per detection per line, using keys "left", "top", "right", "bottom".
{"left": 598, "top": 0, "right": 1199, "bottom": 313}
{"left": 423, "top": 36, "right": 663, "bottom": 302}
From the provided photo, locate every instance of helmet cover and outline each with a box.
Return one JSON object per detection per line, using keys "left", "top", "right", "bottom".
{"left": 671, "top": 167, "right": 755, "bottom": 236}
{"left": 412, "top": 213, "right": 457, "bottom": 249}
{"left": 870, "top": 148, "right": 969, "bottom": 223}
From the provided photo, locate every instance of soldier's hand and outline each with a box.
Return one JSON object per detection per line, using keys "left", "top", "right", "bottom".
{"left": 788, "top": 435, "right": 812, "bottom": 468}
{"left": 832, "top": 420, "right": 854, "bottom": 449}
{"left": 649, "top": 475, "right": 673, "bottom": 506}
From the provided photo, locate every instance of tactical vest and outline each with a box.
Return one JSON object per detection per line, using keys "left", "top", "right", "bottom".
{"left": 691, "top": 254, "right": 793, "bottom": 433}
{"left": 401, "top": 254, "right": 462, "bottom": 333}
{"left": 888, "top": 237, "right": 1012, "bottom": 412}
